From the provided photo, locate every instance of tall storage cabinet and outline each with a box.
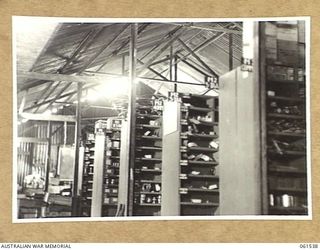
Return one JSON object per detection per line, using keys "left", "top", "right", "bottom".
{"left": 261, "top": 21, "right": 308, "bottom": 215}
{"left": 162, "top": 93, "right": 220, "bottom": 216}
{"left": 132, "top": 98, "right": 163, "bottom": 216}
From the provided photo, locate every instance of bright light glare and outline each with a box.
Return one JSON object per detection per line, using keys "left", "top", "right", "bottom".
{"left": 87, "top": 79, "right": 129, "bottom": 100}
{"left": 43, "top": 110, "right": 51, "bottom": 115}
{"left": 51, "top": 107, "right": 58, "bottom": 113}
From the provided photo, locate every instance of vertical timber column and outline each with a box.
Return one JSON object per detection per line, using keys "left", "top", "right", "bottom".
{"left": 220, "top": 21, "right": 262, "bottom": 215}
{"left": 91, "top": 132, "right": 106, "bottom": 217}
{"left": 72, "top": 82, "right": 82, "bottom": 216}
{"left": 44, "top": 121, "right": 52, "bottom": 192}
{"left": 127, "top": 24, "right": 138, "bottom": 216}
{"left": 118, "top": 121, "right": 130, "bottom": 215}
{"left": 161, "top": 101, "right": 181, "bottom": 216}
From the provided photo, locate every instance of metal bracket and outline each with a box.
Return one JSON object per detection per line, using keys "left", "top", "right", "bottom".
{"left": 241, "top": 57, "right": 253, "bottom": 72}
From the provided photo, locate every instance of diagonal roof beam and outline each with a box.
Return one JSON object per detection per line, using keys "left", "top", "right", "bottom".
{"left": 173, "top": 23, "right": 242, "bottom": 35}
{"left": 137, "top": 27, "right": 185, "bottom": 77}
{"left": 95, "top": 24, "right": 149, "bottom": 72}
{"left": 177, "top": 38, "right": 219, "bottom": 78}
{"left": 43, "top": 24, "right": 130, "bottom": 112}
{"left": 137, "top": 59, "right": 168, "bottom": 80}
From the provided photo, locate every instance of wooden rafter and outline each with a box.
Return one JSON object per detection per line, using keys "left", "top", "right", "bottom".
{"left": 177, "top": 38, "right": 219, "bottom": 78}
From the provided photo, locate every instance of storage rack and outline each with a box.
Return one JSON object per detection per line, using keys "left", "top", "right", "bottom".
{"left": 133, "top": 98, "right": 163, "bottom": 216}
{"left": 80, "top": 118, "right": 122, "bottom": 217}
{"left": 263, "top": 21, "right": 307, "bottom": 215}
{"left": 80, "top": 132, "right": 95, "bottom": 216}
{"left": 102, "top": 118, "right": 122, "bottom": 216}
{"left": 178, "top": 93, "right": 219, "bottom": 216}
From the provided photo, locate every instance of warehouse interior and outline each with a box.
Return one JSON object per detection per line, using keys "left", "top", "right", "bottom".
{"left": 15, "top": 19, "right": 307, "bottom": 219}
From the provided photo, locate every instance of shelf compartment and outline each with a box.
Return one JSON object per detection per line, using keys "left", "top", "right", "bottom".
{"left": 268, "top": 113, "right": 304, "bottom": 120}
{"left": 180, "top": 202, "right": 219, "bottom": 207}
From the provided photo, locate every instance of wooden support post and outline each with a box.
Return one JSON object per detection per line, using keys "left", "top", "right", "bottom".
{"left": 127, "top": 23, "right": 138, "bottom": 216}
{"left": 44, "top": 121, "right": 52, "bottom": 192}
{"left": 174, "top": 55, "right": 178, "bottom": 92}
{"left": 229, "top": 33, "right": 234, "bottom": 71}
{"left": 64, "top": 121, "right": 67, "bottom": 146}
{"left": 71, "top": 82, "right": 82, "bottom": 217}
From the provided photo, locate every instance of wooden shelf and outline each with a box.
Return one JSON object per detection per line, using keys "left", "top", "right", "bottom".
{"left": 137, "top": 203, "right": 161, "bottom": 207}
{"left": 110, "top": 156, "right": 120, "bottom": 159}
{"left": 180, "top": 202, "right": 219, "bottom": 207}
{"left": 269, "top": 206, "right": 307, "bottom": 213}
{"left": 139, "top": 191, "right": 161, "bottom": 195}
{"left": 188, "top": 160, "right": 219, "bottom": 166}
{"left": 104, "top": 184, "right": 118, "bottom": 188}
{"left": 137, "top": 124, "right": 160, "bottom": 129}
{"left": 189, "top": 106, "right": 213, "bottom": 113}
{"left": 137, "top": 135, "right": 162, "bottom": 140}
{"left": 110, "top": 147, "right": 120, "bottom": 150}
{"left": 267, "top": 78, "right": 305, "bottom": 85}
{"left": 181, "top": 188, "right": 219, "bottom": 193}
{"left": 268, "top": 131, "right": 306, "bottom": 138}
{"left": 267, "top": 95, "right": 304, "bottom": 103}
{"left": 268, "top": 150, "right": 306, "bottom": 156}
{"left": 187, "top": 146, "right": 217, "bottom": 153}
{"left": 269, "top": 167, "right": 306, "bottom": 175}
{"left": 137, "top": 158, "right": 162, "bottom": 162}
{"left": 140, "top": 168, "right": 162, "bottom": 173}
{"left": 268, "top": 113, "right": 304, "bottom": 120}
{"left": 102, "top": 203, "right": 118, "bottom": 207}
{"left": 187, "top": 174, "right": 219, "bottom": 179}
{"left": 136, "top": 146, "right": 162, "bottom": 151}
{"left": 139, "top": 180, "right": 161, "bottom": 184}
{"left": 186, "top": 133, "right": 218, "bottom": 140}
{"left": 137, "top": 114, "right": 161, "bottom": 119}
{"left": 269, "top": 187, "right": 307, "bottom": 194}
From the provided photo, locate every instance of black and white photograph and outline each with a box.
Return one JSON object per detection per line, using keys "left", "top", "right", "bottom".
{"left": 13, "top": 17, "right": 310, "bottom": 222}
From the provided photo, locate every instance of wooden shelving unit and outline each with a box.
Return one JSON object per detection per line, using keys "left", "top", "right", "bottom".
{"left": 102, "top": 118, "right": 122, "bottom": 217}
{"left": 262, "top": 21, "right": 307, "bottom": 215}
{"left": 80, "top": 118, "right": 122, "bottom": 217}
{"left": 80, "top": 133, "right": 95, "bottom": 217}
{"left": 133, "top": 98, "right": 163, "bottom": 216}
{"left": 161, "top": 93, "right": 219, "bottom": 216}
